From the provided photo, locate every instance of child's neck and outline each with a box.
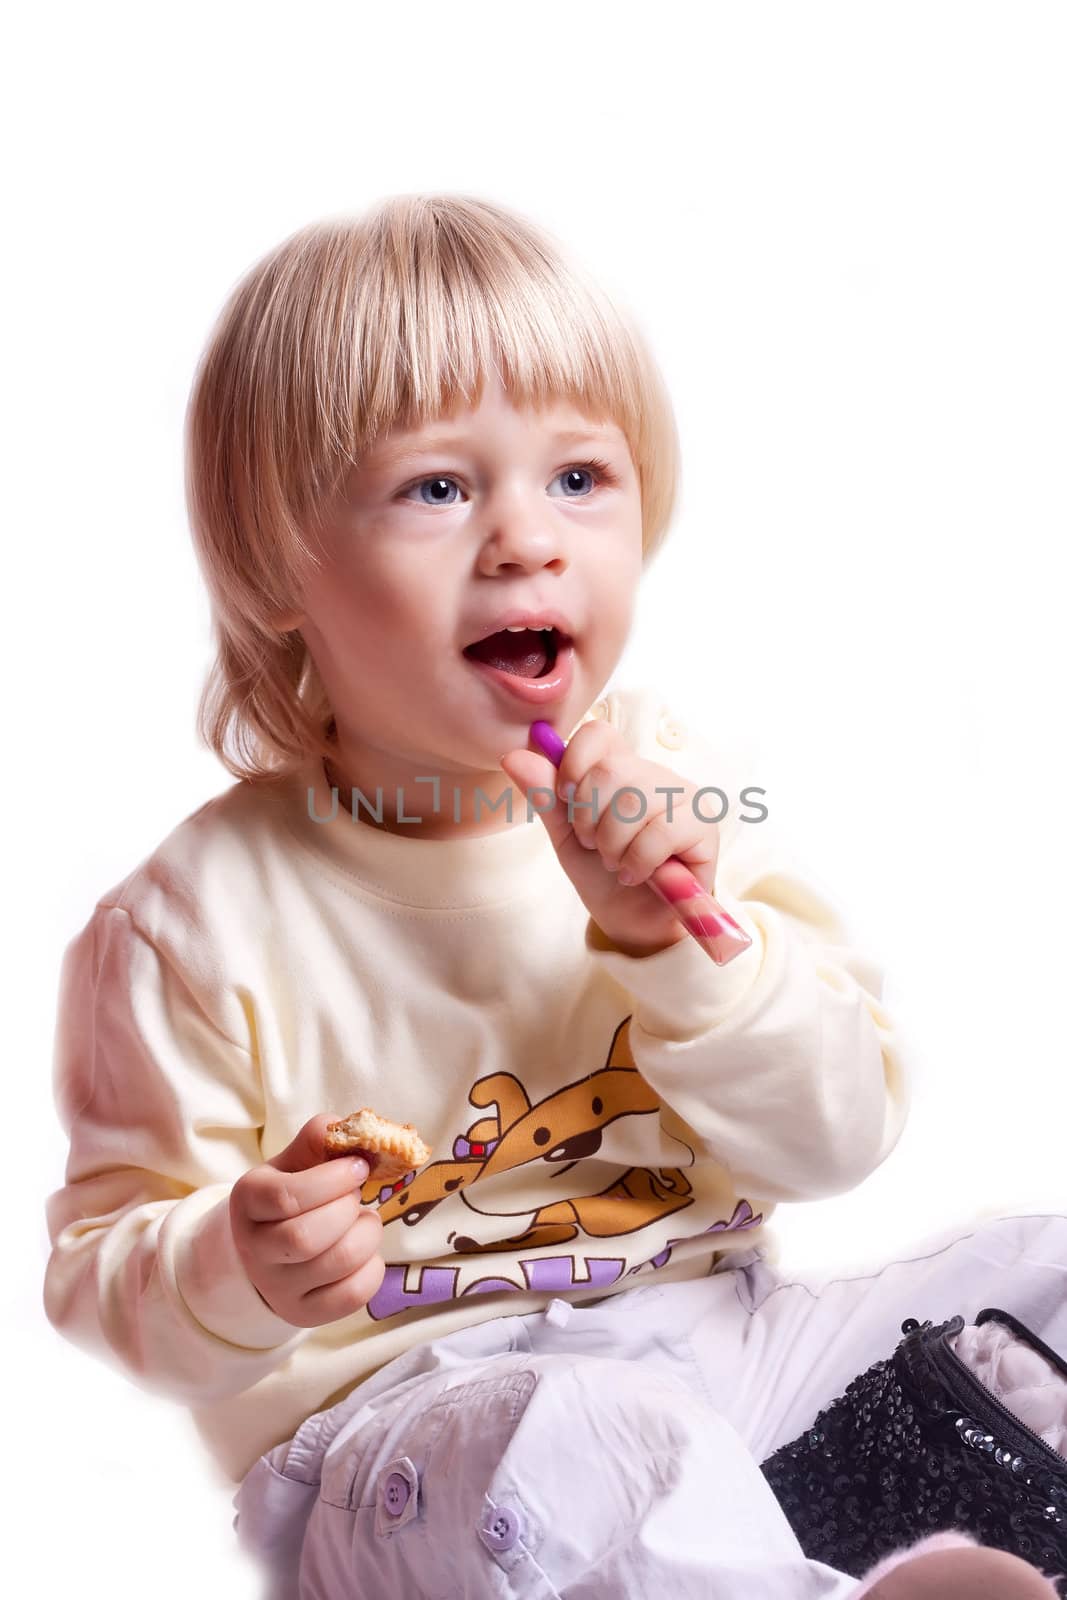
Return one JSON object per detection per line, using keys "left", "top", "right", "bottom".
{"left": 322, "top": 754, "right": 528, "bottom": 841}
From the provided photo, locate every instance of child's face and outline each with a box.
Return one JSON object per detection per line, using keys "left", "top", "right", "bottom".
{"left": 279, "top": 371, "right": 644, "bottom": 830}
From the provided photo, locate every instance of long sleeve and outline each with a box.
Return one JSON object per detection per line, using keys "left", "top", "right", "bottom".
{"left": 43, "top": 902, "right": 308, "bottom": 1405}
{"left": 584, "top": 715, "right": 910, "bottom": 1204}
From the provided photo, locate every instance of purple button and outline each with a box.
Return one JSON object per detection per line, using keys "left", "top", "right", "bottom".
{"left": 374, "top": 1456, "right": 421, "bottom": 1538}
{"left": 480, "top": 1502, "right": 522, "bottom": 1552}
{"left": 383, "top": 1472, "right": 410, "bottom": 1516}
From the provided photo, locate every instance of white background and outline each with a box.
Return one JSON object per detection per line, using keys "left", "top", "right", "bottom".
{"left": 8, "top": 2, "right": 1065, "bottom": 1593}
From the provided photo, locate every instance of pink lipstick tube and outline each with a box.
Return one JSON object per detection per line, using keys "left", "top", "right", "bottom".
{"left": 529, "top": 719, "right": 753, "bottom": 967}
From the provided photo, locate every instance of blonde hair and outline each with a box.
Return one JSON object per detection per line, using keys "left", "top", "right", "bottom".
{"left": 185, "top": 192, "right": 682, "bottom": 781}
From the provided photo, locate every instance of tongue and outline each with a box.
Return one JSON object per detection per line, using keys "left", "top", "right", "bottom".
{"left": 466, "top": 630, "right": 550, "bottom": 678}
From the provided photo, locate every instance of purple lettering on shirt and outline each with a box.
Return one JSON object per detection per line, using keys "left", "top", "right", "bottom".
{"left": 367, "top": 1264, "right": 461, "bottom": 1320}
{"left": 520, "top": 1256, "right": 623, "bottom": 1293}
{"left": 366, "top": 1202, "right": 764, "bottom": 1322}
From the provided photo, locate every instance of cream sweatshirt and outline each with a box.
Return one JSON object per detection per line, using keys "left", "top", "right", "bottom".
{"left": 43, "top": 685, "right": 910, "bottom": 1484}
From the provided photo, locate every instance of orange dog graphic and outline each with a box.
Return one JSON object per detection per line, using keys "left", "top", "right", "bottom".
{"left": 368, "top": 1016, "right": 698, "bottom": 1253}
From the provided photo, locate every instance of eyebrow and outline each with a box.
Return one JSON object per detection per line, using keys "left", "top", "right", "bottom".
{"left": 367, "top": 425, "right": 622, "bottom": 466}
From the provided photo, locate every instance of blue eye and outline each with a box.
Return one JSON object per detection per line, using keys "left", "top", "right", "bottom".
{"left": 401, "top": 457, "right": 617, "bottom": 507}
{"left": 552, "top": 460, "right": 615, "bottom": 497}
{"left": 409, "top": 476, "right": 462, "bottom": 507}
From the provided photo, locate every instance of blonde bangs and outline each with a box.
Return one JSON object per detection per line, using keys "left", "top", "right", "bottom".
{"left": 185, "top": 193, "right": 680, "bottom": 781}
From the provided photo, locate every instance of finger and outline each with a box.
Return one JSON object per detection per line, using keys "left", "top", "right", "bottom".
{"left": 593, "top": 785, "right": 670, "bottom": 873}
{"left": 297, "top": 1250, "right": 388, "bottom": 1326}
{"left": 552, "top": 721, "right": 620, "bottom": 806}
{"left": 499, "top": 748, "right": 573, "bottom": 851}
{"left": 295, "top": 1208, "right": 385, "bottom": 1295}
{"left": 266, "top": 1113, "right": 339, "bottom": 1174}
{"left": 240, "top": 1150, "right": 369, "bottom": 1224}
{"left": 254, "top": 1189, "right": 371, "bottom": 1266}
{"left": 499, "top": 747, "right": 559, "bottom": 807}
{"left": 617, "top": 823, "right": 719, "bottom": 891}
{"left": 568, "top": 749, "right": 636, "bottom": 852}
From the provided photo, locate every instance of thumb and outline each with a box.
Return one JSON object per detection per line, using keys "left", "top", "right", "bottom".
{"left": 267, "top": 1113, "right": 336, "bottom": 1173}
{"left": 499, "top": 748, "right": 571, "bottom": 850}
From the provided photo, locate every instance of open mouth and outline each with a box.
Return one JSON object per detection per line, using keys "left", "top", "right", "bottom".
{"left": 462, "top": 626, "right": 569, "bottom": 679}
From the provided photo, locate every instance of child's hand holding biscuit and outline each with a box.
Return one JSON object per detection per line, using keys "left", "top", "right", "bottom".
{"left": 229, "top": 1113, "right": 386, "bottom": 1329}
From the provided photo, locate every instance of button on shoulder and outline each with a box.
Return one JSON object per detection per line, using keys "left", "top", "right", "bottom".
{"left": 656, "top": 710, "right": 688, "bottom": 750}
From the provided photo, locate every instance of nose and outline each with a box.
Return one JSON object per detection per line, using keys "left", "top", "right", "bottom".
{"left": 476, "top": 485, "right": 568, "bottom": 575}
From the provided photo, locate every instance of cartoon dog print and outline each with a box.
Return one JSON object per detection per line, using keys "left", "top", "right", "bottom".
{"left": 365, "top": 1015, "right": 703, "bottom": 1255}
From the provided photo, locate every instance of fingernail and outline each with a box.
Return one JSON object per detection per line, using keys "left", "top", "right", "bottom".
{"left": 618, "top": 870, "right": 636, "bottom": 885}
{"left": 559, "top": 781, "right": 576, "bottom": 801}
{"left": 350, "top": 1158, "right": 370, "bottom": 1181}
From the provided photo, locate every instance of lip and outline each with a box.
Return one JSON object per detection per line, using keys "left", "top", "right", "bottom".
{"left": 462, "top": 609, "right": 576, "bottom": 649}
{"left": 463, "top": 639, "right": 575, "bottom": 706}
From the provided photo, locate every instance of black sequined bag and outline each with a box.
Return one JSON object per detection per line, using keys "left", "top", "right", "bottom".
{"left": 760, "top": 1307, "right": 1067, "bottom": 1595}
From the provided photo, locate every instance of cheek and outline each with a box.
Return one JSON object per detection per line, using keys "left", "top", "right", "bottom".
{"left": 360, "top": 553, "right": 445, "bottom": 633}
{"left": 602, "top": 560, "right": 643, "bottom": 624}
{"left": 313, "top": 561, "right": 403, "bottom": 647}
{"left": 326, "top": 581, "right": 453, "bottom": 688}
{"left": 600, "top": 515, "right": 644, "bottom": 585}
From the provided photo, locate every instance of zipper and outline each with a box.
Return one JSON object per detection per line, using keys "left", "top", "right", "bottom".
{"left": 922, "top": 1309, "right": 1067, "bottom": 1476}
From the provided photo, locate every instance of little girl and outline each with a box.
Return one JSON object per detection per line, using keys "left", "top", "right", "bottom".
{"left": 43, "top": 194, "right": 1065, "bottom": 1598}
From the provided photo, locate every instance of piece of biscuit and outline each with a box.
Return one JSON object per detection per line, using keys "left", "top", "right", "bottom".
{"left": 323, "top": 1107, "right": 432, "bottom": 1183}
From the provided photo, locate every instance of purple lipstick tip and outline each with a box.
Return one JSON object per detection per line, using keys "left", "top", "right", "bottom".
{"left": 529, "top": 720, "right": 567, "bottom": 768}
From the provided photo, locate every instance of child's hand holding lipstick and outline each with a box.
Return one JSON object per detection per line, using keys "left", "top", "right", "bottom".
{"left": 500, "top": 718, "right": 737, "bottom": 960}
